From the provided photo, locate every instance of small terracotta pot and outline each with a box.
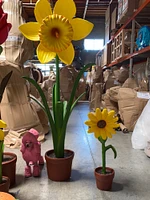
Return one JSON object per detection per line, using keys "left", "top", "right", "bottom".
{"left": 94, "top": 167, "right": 115, "bottom": 191}
{"left": 45, "top": 149, "right": 74, "bottom": 181}
{"left": 2, "top": 152, "right": 17, "bottom": 187}
{"left": 0, "top": 176, "right": 10, "bottom": 192}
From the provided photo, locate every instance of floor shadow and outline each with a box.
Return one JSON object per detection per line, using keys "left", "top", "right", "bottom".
{"left": 14, "top": 174, "right": 25, "bottom": 186}
{"left": 70, "top": 169, "right": 81, "bottom": 182}
{"left": 111, "top": 182, "right": 124, "bottom": 192}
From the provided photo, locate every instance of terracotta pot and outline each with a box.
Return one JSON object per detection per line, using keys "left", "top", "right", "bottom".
{"left": 2, "top": 152, "right": 17, "bottom": 187}
{"left": 45, "top": 149, "right": 74, "bottom": 181}
{"left": 0, "top": 176, "right": 10, "bottom": 192}
{"left": 0, "top": 192, "right": 15, "bottom": 200}
{"left": 94, "top": 167, "right": 115, "bottom": 191}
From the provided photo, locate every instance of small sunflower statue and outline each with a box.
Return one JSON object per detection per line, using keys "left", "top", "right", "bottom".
{"left": 85, "top": 108, "right": 119, "bottom": 175}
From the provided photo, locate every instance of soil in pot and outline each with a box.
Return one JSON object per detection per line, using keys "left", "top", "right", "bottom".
{"left": 45, "top": 149, "right": 74, "bottom": 181}
{"left": 0, "top": 176, "right": 10, "bottom": 192}
{"left": 2, "top": 152, "right": 17, "bottom": 187}
{"left": 94, "top": 167, "right": 115, "bottom": 191}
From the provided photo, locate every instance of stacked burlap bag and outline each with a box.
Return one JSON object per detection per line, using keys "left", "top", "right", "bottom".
{"left": 2, "top": 0, "right": 34, "bottom": 66}
{"left": 103, "top": 86, "right": 120, "bottom": 113}
{"left": 40, "top": 71, "right": 56, "bottom": 108}
{"left": 0, "top": 62, "right": 47, "bottom": 148}
{"left": 117, "top": 78, "right": 148, "bottom": 131}
{"left": 60, "top": 65, "right": 86, "bottom": 101}
{"left": 118, "top": 87, "right": 148, "bottom": 132}
{"left": 89, "top": 66, "right": 104, "bottom": 110}
{"left": 0, "top": 0, "right": 48, "bottom": 148}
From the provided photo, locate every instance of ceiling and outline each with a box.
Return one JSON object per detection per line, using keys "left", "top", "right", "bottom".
{"left": 21, "top": 0, "right": 111, "bottom": 21}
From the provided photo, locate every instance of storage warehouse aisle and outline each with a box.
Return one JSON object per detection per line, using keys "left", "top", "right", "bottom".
{"left": 8, "top": 102, "right": 150, "bottom": 200}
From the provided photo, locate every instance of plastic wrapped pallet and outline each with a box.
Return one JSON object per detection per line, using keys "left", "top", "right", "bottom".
{"left": 131, "top": 99, "right": 150, "bottom": 149}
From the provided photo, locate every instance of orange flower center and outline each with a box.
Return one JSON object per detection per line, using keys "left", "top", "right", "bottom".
{"left": 51, "top": 28, "right": 60, "bottom": 38}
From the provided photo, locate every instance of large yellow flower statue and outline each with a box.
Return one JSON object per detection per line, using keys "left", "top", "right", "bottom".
{"left": 19, "top": 0, "right": 93, "bottom": 65}
{"left": 85, "top": 108, "right": 119, "bottom": 174}
{"left": 19, "top": 0, "right": 94, "bottom": 158}
{"left": 0, "top": 120, "right": 7, "bottom": 184}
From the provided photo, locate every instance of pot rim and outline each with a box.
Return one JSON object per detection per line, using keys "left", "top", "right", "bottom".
{"left": 2, "top": 152, "right": 17, "bottom": 165}
{"left": 95, "top": 166, "right": 115, "bottom": 177}
{"left": 45, "top": 149, "right": 74, "bottom": 161}
{"left": 0, "top": 176, "right": 10, "bottom": 185}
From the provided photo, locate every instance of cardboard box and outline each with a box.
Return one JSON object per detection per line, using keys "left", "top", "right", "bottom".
{"left": 117, "top": 0, "right": 139, "bottom": 24}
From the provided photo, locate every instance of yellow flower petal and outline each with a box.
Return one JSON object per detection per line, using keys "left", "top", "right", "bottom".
{"left": 107, "top": 122, "right": 120, "bottom": 129}
{"left": 54, "top": 0, "right": 76, "bottom": 20}
{"left": 34, "top": 0, "right": 52, "bottom": 24}
{"left": 94, "top": 130, "right": 101, "bottom": 138}
{"left": 0, "top": 129, "right": 4, "bottom": 141}
{"left": 58, "top": 43, "right": 74, "bottom": 65}
{"left": 87, "top": 126, "right": 97, "bottom": 133}
{"left": 19, "top": 22, "right": 40, "bottom": 41}
{"left": 95, "top": 108, "right": 102, "bottom": 121}
{"left": 102, "top": 109, "right": 108, "bottom": 120}
{"left": 106, "top": 131, "right": 112, "bottom": 138}
{"left": 85, "top": 120, "right": 96, "bottom": 126}
{"left": 101, "top": 129, "right": 107, "bottom": 140}
{"left": 88, "top": 112, "right": 97, "bottom": 122}
{"left": 105, "top": 126, "right": 116, "bottom": 135}
{"left": 107, "top": 110, "right": 115, "bottom": 120}
{"left": 70, "top": 18, "right": 94, "bottom": 40}
{"left": 0, "top": 120, "right": 7, "bottom": 128}
{"left": 37, "top": 43, "right": 56, "bottom": 63}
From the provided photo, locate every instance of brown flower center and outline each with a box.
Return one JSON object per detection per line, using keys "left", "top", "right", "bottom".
{"left": 51, "top": 28, "right": 60, "bottom": 38}
{"left": 97, "top": 120, "right": 106, "bottom": 128}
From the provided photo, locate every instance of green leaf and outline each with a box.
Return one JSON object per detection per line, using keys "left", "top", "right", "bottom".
{"left": 63, "top": 101, "right": 68, "bottom": 118}
{"left": 29, "top": 94, "right": 45, "bottom": 111}
{"left": 105, "top": 144, "right": 117, "bottom": 159}
{"left": 70, "top": 92, "right": 86, "bottom": 112}
{"left": 22, "top": 76, "right": 57, "bottom": 149}
{"left": 65, "top": 63, "right": 95, "bottom": 124}
{"left": 0, "top": 71, "right": 13, "bottom": 103}
{"left": 0, "top": 46, "right": 3, "bottom": 55}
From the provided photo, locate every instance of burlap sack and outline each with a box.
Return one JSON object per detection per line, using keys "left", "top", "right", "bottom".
{"left": 40, "top": 75, "right": 55, "bottom": 108}
{"left": 118, "top": 88, "right": 148, "bottom": 131}
{"left": 0, "top": 61, "right": 46, "bottom": 138}
{"left": 103, "top": 90, "right": 118, "bottom": 113}
{"left": 109, "top": 86, "right": 121, "bottom": 102}
{"left": 122, "top": 78, "right": 138, "bottom": 89}
{"left": 93, "top": 66, "right": 103, "bottom": 84}
{"left": 104, "top": 71, "right": 120, "bottom": 91}
{"left": 138, "top": 77, "right": 149, "bottom": 91}
{"left": 117, "top": 68, "right": 129, "bottom": 83}
{"left": 2, "top": 0, "right": 34, "bottom": 66}
{"left": 60, "top": 66, "right": 75, "bottom": 101}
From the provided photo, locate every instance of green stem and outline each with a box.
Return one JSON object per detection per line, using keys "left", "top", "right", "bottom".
{"left": 0, "top": 142, "right": 3, "bottom": 183}
{"left": 101, "top": 140, "right": 106, "bottom": 174}
{"left": 55, "top": 54, "right": 60, "bottom": 101}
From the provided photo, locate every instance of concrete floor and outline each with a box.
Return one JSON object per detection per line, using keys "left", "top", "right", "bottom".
{"left": 7, "top": 102, "right": 150, "bottom": 200}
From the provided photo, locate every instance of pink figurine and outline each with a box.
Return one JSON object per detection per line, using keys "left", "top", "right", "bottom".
{"left": 21, "top": 128, "right": 44, "bottom": 177}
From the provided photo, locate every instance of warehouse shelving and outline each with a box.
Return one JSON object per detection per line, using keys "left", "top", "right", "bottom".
{"left": 96, "top": 0, "right": 150, "bottom": 70}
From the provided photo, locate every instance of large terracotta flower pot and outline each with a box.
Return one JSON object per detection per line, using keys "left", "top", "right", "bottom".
{"left": 0, "top": 176, "right": 10, "bottom": 192}
{"left": 2, "top": 152, "right": 17, "bottom": 187}
{"left": 45, "top": 149, "right": 74, "bottom": 181}
{"left": 94, "top": 167, "right": 115, "bottom": 191}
